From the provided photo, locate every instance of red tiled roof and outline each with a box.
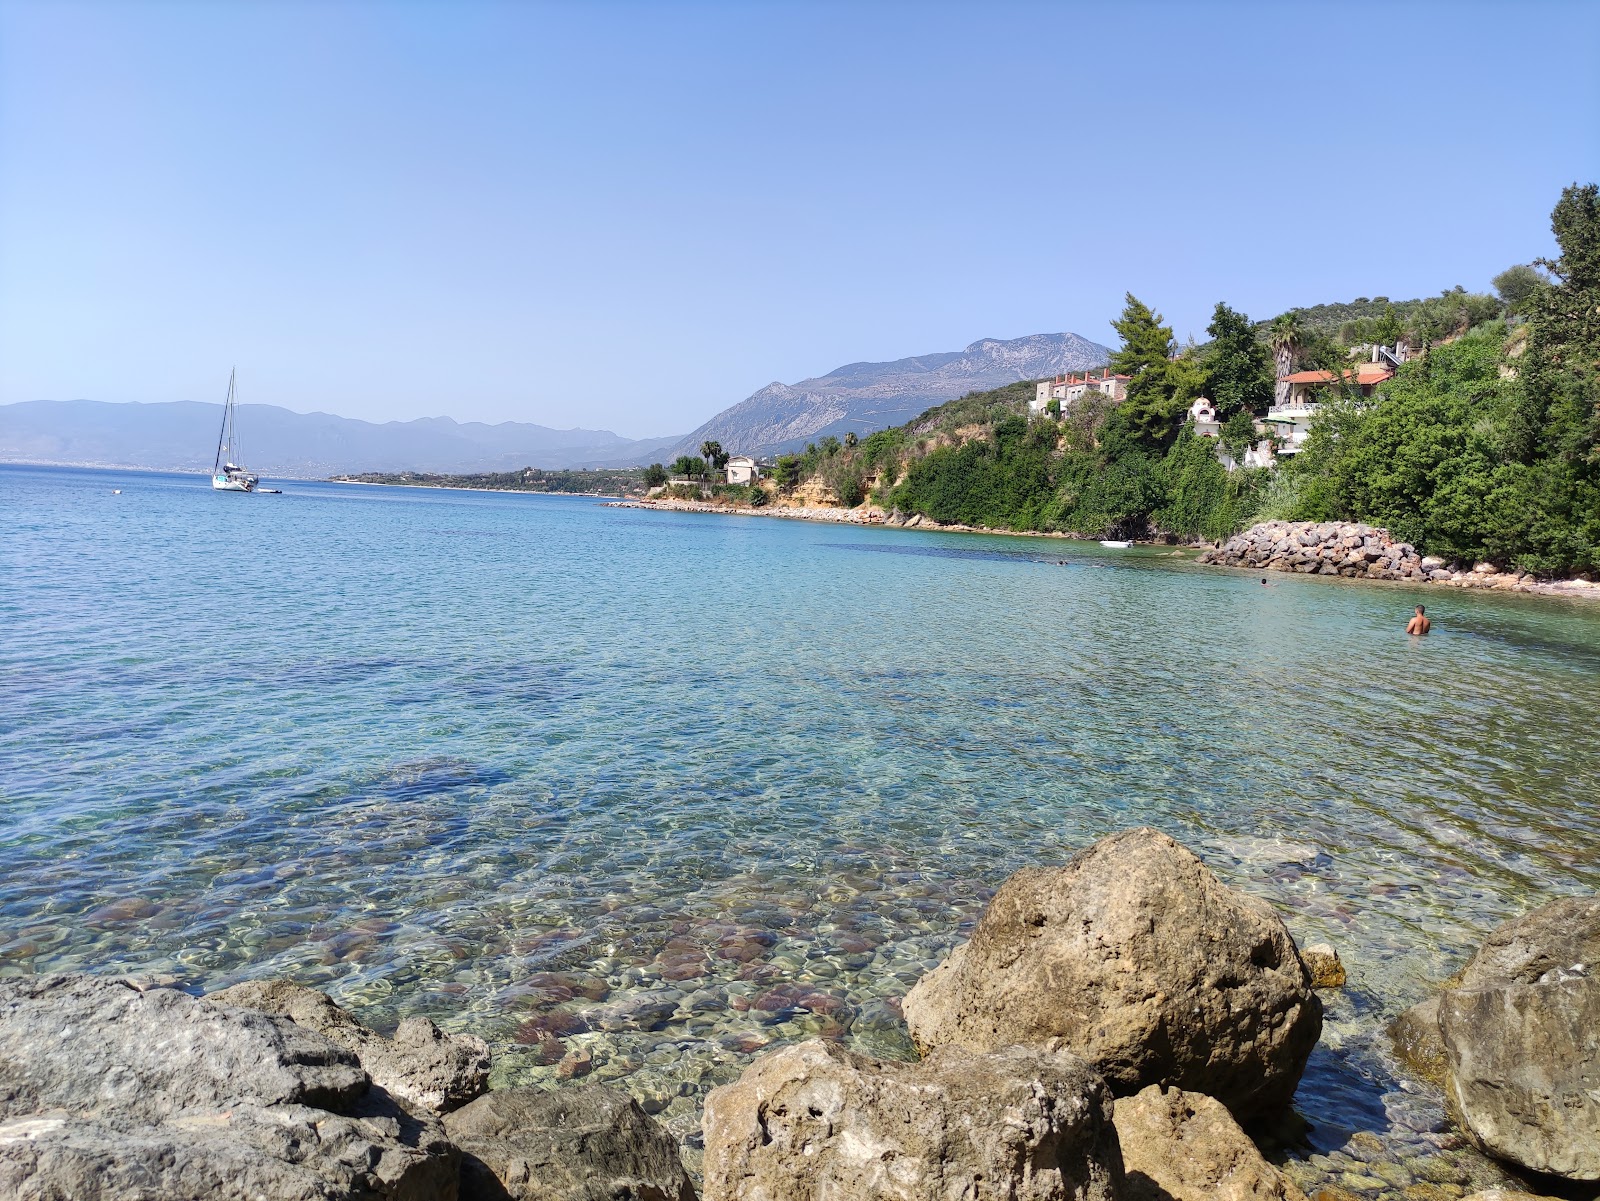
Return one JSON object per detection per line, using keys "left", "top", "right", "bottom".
{"left": 1285, "top": 365, "right": 1396, "bottom": 387}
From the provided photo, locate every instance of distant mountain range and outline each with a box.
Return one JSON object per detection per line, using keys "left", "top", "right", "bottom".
{"left": 0, "top": 400, "right": 683, "bottom": 476}
{"left": 669, "top": 332, "right": 1110, "bottom": 459}
{"left": 2, "top": 332, "right": 1111, "bottom": 476}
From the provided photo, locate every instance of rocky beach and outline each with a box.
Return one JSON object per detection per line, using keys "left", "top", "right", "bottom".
{"left": 3, "top": 830, "right": 1595, "bottom": 1200}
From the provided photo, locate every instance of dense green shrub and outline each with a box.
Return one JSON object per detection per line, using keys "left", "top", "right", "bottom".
{"left": 1152, "top": 428, "right": 1262, "bottom": 541}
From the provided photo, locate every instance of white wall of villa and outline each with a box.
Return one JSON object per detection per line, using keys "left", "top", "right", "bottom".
{"left": 725, "top": 455, "right": 760, "bottom": 484}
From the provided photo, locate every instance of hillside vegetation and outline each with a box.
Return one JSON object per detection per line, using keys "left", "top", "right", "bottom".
{"left": 767, "top": 183, "right": 1600, "bottom": 575}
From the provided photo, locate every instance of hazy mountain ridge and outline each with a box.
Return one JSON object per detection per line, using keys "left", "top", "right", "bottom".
{"left": 0, "top": 400, "right": 683, "bottom": 476}
{"left": 671, "top": 333, "right": 1111, "bottom": 458}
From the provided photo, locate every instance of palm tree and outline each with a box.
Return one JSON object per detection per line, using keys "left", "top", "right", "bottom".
{"left": 1267, "top": 311, "right": 1305, "bottom": 410}
{"left": 699, "top": 440, "right": 724, "bottom": 479}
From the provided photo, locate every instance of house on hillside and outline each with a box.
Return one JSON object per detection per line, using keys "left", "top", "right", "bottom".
{"left": 1284, "top": 362, "right": 1395, "bottom": 408}
{"left": 1029, "top": 368, "right": 1132, "bottom": 416}
{"left": 725, "top": 455, "right": 761, "bottom": 484}
{"left": 1265, "top": 361, "right": 1395, "bottom": 455}
{"left": 1188, "top": 397, "right": 1276, "bottom": 470}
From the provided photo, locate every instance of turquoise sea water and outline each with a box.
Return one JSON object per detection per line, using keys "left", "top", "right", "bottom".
{"left": 5, "top": 464, "right": 1600, "bottom": 1181}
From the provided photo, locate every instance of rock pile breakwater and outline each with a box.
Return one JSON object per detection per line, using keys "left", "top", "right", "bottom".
{"left": 1202, "top": 520, "right": 1600, "bottom": 596}
{"left": 1201, "top": 521, "right": 1429, "bottom": 580}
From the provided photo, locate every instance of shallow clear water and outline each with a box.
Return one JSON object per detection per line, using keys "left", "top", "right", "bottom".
{"left": 5, "top": 464, "right": 1599, "bottom": 1184}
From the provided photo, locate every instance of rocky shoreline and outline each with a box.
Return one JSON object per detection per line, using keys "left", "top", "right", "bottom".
{"left": 619, "top": 501, "right": 1600, "bottom": 601}
{"left": 613, "top": 497, "right": 1149, "bottom": 540}
{"left": 3, "top": 829, "right": 1594, "bottom": 1200}
{"left": 1202, "top": 521, "right": 1600, "bottom": 599}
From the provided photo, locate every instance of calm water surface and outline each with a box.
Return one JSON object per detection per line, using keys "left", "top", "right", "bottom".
{"left": 4, "top": 464, "right": 1599, "bottom": 1178}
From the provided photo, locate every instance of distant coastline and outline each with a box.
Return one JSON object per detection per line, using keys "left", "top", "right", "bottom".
{"left": 329, "top": 467, "right": 646, "bottom": 498}
{"left": 336, "top": 478, "right": 626, "bottom": 500}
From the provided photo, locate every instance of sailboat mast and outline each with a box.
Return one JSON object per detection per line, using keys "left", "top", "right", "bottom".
{"left": 213, "top": 369, "right": 234, "bottom": 474}
{"left": 230, "top": 371, "right": 240, "bottom": 466}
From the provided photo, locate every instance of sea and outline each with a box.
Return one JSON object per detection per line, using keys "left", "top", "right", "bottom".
{"left": 5, "top": 463, "right": 1600, "bottom": 1184}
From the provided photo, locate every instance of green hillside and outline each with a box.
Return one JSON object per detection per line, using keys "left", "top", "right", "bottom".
{"left": 769, "top": 183, "right": 1600, "bottom": 575}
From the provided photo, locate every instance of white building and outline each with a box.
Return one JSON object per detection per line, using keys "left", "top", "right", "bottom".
{"left": 725, "top": 455, "right": 760, "bottom": 485}
{"left": 1188, "top": 397, "right": 1221, "bottom": 438}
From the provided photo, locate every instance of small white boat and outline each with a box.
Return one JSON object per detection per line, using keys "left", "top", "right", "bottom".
{"left": 1099, "top": 539, "right": 1132, "bottom": 548}
{"left": 211, "top": 368, "right": 260, "bottom": 492}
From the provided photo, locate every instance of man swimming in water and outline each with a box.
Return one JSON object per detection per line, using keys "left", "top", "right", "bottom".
{"left": 1406, "top": 604, "right": 1431, "bottom": 635}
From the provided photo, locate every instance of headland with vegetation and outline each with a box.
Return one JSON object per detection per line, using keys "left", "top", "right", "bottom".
{"left": 330, "top": 466, "right": 651, "bottom": 496}
{"left": 639, "top": 184, "right": 1600, "bottom": 584}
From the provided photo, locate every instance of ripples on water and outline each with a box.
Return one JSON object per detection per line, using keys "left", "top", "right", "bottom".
{"left": 4, "top": 465, "right": 1599, "bottom": 1178}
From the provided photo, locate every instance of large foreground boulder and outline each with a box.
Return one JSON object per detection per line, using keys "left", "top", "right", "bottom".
{"left": 701, "top": 1038, "right": 1123, "bottom": 1201}
{"left": 902, "top": 828, "right": 1322, "bottom": 1123}
{"left": 1113, "top": 1085, "right": 1308, "bottom": 1201}
{"left": 1396, "top": 895, "right": 1600, "bottom": 1181}
{"left": 209, "top": 978, "right": 491, "bottom": 1114}
{"left": 442, "top": 1086, "right": 695, "bottom": 1201}
{"left": 0, "top": 974, "right": 457, "bottom": 1200}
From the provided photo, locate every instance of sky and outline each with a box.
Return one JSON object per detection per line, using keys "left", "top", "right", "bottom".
{"left": 2, "top": 1, "right": 1597, "bottom": 437}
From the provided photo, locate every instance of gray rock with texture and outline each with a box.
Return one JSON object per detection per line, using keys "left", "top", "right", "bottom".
{"left": 701, "top": 1038, "right": 1122, "bottom": 1201}
{"left": 901, "top": 828, "right": 1322, "bottom": 1124}
{"left": 442, "top": 1085, "right": 695, "bottom": 1201}
{"left": 1436, "top": 896, "right": 1600, "bottom": 1180}
{"left": 0, "top": 974, "right": 457, "bottom": 1201}
{"left": 209, "top": 978, "right": 490, "bottom": 1114}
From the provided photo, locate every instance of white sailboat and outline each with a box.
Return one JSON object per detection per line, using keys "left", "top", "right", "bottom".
{"left": 211, "top": 368, "right": 260, "bottom": 492}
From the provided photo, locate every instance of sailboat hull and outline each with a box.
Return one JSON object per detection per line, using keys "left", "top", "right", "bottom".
{"left": 213, "top": 474, "right": 257, "bottom": 492}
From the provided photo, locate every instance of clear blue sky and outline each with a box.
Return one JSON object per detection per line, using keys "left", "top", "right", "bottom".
{"left": 2, "top": 1, "right": 1596, "bottom": 436}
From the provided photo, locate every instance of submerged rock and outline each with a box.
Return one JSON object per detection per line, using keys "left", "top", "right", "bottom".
{"left": 1114, "top": 1084, "right": 1308, "bottom": 1201}
{"left": 1389, "top": 995, "right": 1447, "bottom": 1087}
{"left": 702, "top": 1038, "right": 1122, "bottom": 1201}
{"left": 0, "top": 974, "right": 457, "bottom": 1201}
{"left": 1301, "top": 943, "right": 1347, "bottom": 989}
{"left": 1436, "top": 896, "right": 1600, "bottom": 1180}
{"left": 209, "top": 977, "right": 491, "bottom": 1115}
{"left": 902, "top": 828, "right": 1321, "bottom": 1124}
{"left": 442, "top": 1085, "right": 695, "bottom": 1201}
